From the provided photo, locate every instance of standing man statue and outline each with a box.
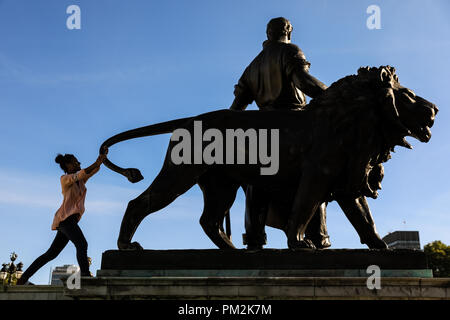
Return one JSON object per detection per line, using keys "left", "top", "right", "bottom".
{"left": 230, "top": 17, "right": 330, "bottom": 250}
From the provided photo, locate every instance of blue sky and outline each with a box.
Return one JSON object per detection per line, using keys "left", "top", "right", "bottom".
{"left": 1, "top": 0, "right": 449, "bottom": 284}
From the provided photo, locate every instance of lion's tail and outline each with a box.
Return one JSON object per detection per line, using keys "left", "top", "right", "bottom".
{"left": 99, "top": 117, "right": 192, "bottom": 183}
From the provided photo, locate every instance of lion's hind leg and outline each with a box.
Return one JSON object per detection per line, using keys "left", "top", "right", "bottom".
{"left": 198, "top": 172, "right": 240, "bottom": 249}
{"left": 117, "top": 164, "right": 205, "bottom": 250}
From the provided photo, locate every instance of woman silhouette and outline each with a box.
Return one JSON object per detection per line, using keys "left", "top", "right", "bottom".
{"left": 17, "top": 150, "right": 107, "bottom": 285}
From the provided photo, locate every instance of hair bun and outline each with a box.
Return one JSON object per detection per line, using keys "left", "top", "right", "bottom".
{"left": 55, "top": 154, "right": 64, "bottom": 164}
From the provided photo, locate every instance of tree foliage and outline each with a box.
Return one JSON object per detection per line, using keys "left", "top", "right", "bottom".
{"left": 424, "top": 241, "right": 450, "bottom": 277}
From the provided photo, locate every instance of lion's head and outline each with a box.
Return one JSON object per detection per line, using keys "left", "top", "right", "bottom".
{"left": 309, "top": 66, "right": 438, "bottom": 199}
{"left": 357, "top": 66, "right": 438, "bottom": 147}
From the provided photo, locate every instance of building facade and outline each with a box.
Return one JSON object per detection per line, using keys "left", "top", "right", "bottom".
{"left": 382, "top": 231, "right": 421, "bottom": 250}
{"left": 49, "top": 265, "right": 78, "bottom": 285}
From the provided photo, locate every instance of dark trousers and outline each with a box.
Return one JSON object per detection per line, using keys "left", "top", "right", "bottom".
{"left": 21, "top": 214, "right": 90, "bottom": 282}
{"left": 244, "top": 185, "right": 330, "bottom": 248}
{"left": 244, "top": 185, "right": 269, "bottom": 247}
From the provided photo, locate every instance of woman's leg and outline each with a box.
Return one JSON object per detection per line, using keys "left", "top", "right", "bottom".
{"left": 19, "top": 231, "right": 69, "bottom": 283}
{"left": 58, "top": 215, "right": 90, "bottom": 276}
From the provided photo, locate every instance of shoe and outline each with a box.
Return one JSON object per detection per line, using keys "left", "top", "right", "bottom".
{"left": 306, "top": 236, "right": 331, "bottom": 249}
{"left": 81, "top": 271, "right": 94, "bottom": 277}
{"left": 243, "top": 232, "right": 266, "bottom": 250}
{"left": 247, "top": 244, "right": 263, "bottom": 250}
{"left": 288, "top": 239, "right": 317, "bottom": 250}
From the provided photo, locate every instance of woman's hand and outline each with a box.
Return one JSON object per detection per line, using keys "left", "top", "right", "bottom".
{"left": 83, "top": 147, "right": 109, "bottom": 175}
{"left": 96, "top": 147, "right": 109, "bottom": 165}
{"left": 96, "top": 153, "right": 107, "bottom": 165}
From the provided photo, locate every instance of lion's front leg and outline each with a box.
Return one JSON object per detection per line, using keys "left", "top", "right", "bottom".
{"left": 337, "top": 196, "right": 388, "bottom": 249}
{"left": 287, "top": 170, "right": 330, "bottom": 250}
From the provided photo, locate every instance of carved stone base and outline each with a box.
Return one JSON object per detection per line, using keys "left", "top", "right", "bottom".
{"left": 3, "top": 250, "right": 447, "bottom": 300}
{"left": 62, "top": 276, "right": 450, "bottom": 300}
{"left": 55, "top": 248, "right": 445, "bottom": 300}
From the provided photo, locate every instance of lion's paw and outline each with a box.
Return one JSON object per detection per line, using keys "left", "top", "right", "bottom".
{"left": 288, "top": 239, "right": 316, "bottom": 250}
{"left": 118, "top": 241, "right": 144, "bottom": 250}
{"left": 367, "top": 239, "right": 389, "bottom": 250}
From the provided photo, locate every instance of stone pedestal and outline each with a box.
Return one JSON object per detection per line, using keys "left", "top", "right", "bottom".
{"left": 4, "top": 249, "right": 449, "bottom": 300}
{"left": 60, "top": 248, "right": 447, "bottom": 300}
{"left": 62, "top": 276, "right": 450, "bottom": 300}
{"left": 98, "top": 248, "right": 432, "bottom": 278}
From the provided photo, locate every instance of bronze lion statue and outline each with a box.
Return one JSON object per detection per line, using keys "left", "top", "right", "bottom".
{"left": 100, "top": 66, "right": 438, "bottom": 250}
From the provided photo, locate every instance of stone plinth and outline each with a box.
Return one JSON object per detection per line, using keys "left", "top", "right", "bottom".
{"left": 0, "top": 285, "right": 70, "bottom": 300}
{"left": 62, "top": 276, "right": 450, "bottom": 300}
{"left": 99, "top": 248, "right": 431, "bottom": 278}
{"left": 3, "top": 249, "right": 446, "bottom": 300}
{"left": 2, "top": 277, "right": 449, "bottom": 300}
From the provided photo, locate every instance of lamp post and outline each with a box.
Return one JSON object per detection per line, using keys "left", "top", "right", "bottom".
{"left": 1, "top": 252, "right": 24, "bottom": 286}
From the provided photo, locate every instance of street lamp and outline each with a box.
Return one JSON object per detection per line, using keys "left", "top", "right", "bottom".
{"left": 1, "top": 252, "right": 23, "bottom": 286}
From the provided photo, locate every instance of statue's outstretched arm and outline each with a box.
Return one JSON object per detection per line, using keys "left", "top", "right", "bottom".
{"left": 292, "top": 69, "right": 328, "bottom": 99}
{"left": 230, "top": 97, "right": 249, "bottom": 111}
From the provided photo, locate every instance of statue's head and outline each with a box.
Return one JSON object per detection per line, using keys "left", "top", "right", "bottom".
{"left": 266, "top": 17, "right": 293, "bottom": 42}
